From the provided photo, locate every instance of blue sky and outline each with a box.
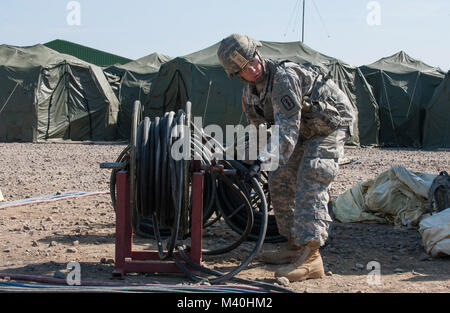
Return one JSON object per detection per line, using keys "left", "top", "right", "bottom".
{"left": 1, "top": 0, "right": 449, "bottom": 70}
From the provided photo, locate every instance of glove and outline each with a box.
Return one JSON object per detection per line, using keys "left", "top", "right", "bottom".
{"left": 245, "top": 159, "right": 262, "bottom": 182}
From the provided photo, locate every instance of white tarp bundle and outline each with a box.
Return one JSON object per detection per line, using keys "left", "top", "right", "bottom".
{"left": 418, "top": 208, "right": 450, "bottom": 257}
{"left": 332, "top": 166, "right": 437, "bottom": 226}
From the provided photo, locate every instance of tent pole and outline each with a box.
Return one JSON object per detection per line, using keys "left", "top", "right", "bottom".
{"left": 0, "top": 82, "right": 19, "bottom": 116}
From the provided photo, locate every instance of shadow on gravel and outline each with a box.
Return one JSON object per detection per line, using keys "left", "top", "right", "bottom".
{"left": 0, "top": 261, "right": 187, "bottom": 285}
{"left": 403, "top": 272, "right": 450, "bottom": 283}
{"left": 317, "top": 221, "right": 450, "bottom": 278}
{"left": 1, "top": 261, "right": 113, "bottom": 278}
{"left": 38, "top": 233, "right": 115, "bottom": 245}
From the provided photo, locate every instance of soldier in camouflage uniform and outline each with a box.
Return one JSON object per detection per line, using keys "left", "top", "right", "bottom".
{"left": 217, "top": 34, "right": 355, "bottom": 282}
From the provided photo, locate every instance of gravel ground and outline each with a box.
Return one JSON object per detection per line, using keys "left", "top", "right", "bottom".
{"left": 0, "top": 142, "right": 449, "bottom": 293}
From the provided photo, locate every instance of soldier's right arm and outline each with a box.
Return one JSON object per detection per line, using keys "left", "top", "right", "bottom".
{"left": 241, "top": 91, "right": 266, "bottom": 127}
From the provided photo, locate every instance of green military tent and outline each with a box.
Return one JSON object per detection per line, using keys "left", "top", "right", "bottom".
{"left": 327, "top": 61, "right": 380, "bottom": 146}
{"left": 422, "top": 71, "right": 450, "bottom": 149}
{"left": 260, "top": 42, "right": 380, "bottom": 146}
{"left": 147, "top": 40, "right": 379, "bottom": 146}
{"left": 0, "top": 44, "right": 119, "bottom": 142}
{"left": 104, "top": 53, "right": 172, "bottom": 139}
{"left": 360, "top": 51, "right": 445, "bottom": 147}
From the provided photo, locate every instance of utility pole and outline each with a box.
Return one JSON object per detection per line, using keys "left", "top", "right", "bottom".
{"left": 302, "top": 0, "right": 306, "bottom": 43}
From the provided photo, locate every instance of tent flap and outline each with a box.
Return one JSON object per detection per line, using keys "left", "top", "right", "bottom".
{"left": 422, "top": 72, "right": 450, "bottom": 149}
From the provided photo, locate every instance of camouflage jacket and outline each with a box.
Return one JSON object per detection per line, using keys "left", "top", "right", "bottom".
{"left": 242, "top": 58, "right": 355, "bottom": 166}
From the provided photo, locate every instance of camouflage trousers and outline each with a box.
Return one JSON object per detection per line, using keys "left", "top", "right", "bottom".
{"left": 268, "top": 126, "right": 349, "bottom": 247}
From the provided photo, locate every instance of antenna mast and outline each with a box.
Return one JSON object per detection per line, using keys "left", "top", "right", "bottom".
{"left": 302, "top": 0, "right": 305, "bottom": 43}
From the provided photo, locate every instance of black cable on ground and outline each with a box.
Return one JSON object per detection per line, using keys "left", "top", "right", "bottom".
{"left": 176, "top": 248, "right": 294, "bottom": 293}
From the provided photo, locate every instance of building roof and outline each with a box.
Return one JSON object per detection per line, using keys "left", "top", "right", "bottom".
{"left": 44, "top": 39, "right": 132, "bottom": 66}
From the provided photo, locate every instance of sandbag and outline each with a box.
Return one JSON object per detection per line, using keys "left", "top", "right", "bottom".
{"left": 332, "top": 181, "right": 387, "bottom": 224}
{"left": 418, "top": 208, "right": 450, "bottom": 257}
{"left": 332, "top": 166, "right": 437, "bottom": 226}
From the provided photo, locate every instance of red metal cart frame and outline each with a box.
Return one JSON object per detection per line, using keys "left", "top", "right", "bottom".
{"left": 112, "top": 163, "right": 203, "bottom": 278}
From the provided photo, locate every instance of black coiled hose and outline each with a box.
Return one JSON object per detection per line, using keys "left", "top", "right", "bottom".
{"left": 216, "top": 160, "right": 286, "bottom": 243}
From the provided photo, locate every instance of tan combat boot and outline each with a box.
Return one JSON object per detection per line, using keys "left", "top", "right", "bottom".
{"left": 274, "top": 243, "right": 325, "bottom": 282}
{"left": 259, "top": 238, "right": 301, "bottom": 264}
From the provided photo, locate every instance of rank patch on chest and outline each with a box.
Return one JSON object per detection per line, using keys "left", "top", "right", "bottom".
{"left": 281, "top": 95, "right": 295, "bottom": 112}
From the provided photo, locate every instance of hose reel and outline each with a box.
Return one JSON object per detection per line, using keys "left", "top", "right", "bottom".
{"left": 101, "top": 100, "right": 291, "bottom": 292}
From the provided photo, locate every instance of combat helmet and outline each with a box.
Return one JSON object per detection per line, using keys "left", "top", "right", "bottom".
{"left": 217, "top": 34, "right": 262, "bottom": 77}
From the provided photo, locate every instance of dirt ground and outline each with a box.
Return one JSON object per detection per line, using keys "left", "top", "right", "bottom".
{"left": 0, "top": 142, "right": 449, "bottom": 293}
